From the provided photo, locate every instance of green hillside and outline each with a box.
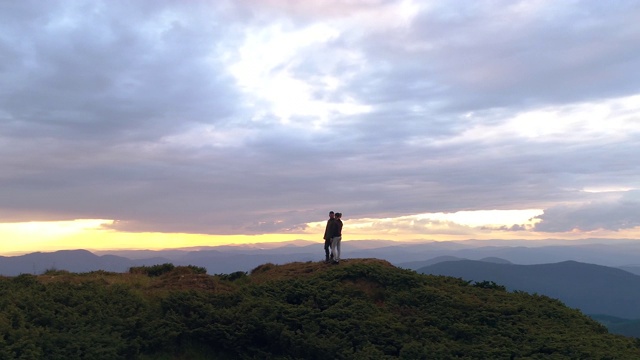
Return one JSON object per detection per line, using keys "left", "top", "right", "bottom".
{"left": 1, "top": 259, "right": 639, "bottom": 359}
{"left": 591, "top": 315, "right": 640, "bottom": 338}
{"left": 417, "top": 260, "right": 640, "bottom": 319}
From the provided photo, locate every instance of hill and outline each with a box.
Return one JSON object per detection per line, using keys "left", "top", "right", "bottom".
{"left": 590, "top": 315, "right": 640, "bottom": 338}
{"left": 397, "top": 255, "right": 465, "bottom": 270}
{"left": 398, "top": 256, "right": 512, "bottom": 270}
{"left": 620, "top": 265, "right": 640, "bottom": 276}
{"left": 1, "top": 259, "right": 639, "bottom": 359}
{"left": 418, "top": 260, "right": 640, "bottom": 319}
{"left": 0, "top": 248, "right": 321, "bottom": 276}
{"left": 0, "top": 249, "right": 171, "bottom": 275}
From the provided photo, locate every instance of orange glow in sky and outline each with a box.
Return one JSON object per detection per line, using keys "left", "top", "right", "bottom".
{"left": 0, "top": 219, "right": 308, "bottom": 255}
{"left": 3, "top": 210, "right": 639, "bottom": 256}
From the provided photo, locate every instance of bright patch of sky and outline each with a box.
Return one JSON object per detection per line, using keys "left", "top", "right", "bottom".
{"left": 435, "top": 94, "right": 640, "bottom": 147}
{"left": 339, "top": 209, "right": 543, "bottom": 233}
{"left": 229, "top": 23, "right": 371, "bottom": 128}
{"left": 582, "top": 186, "right": 636, "bottom": 193}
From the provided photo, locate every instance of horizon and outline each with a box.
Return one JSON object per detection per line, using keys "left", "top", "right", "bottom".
{"left": 1, "top": 1, "right": 639, "bottom": 255}
{"left": 4, "top": 236, "right": 640, "bottom": 258}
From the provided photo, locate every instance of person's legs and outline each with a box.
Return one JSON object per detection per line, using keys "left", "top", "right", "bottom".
{"left": 330, "top": 237, "right": 338, "bottom": 262}
{"left": 324, "top": 239, "right": 331, "bottom": 262}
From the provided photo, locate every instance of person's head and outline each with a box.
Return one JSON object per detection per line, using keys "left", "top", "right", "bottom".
{"left": 335, "top": 212, "right": 342, "bottom": 219}
{"left": 329, "top": 211, "right": 335, "bottom": 219}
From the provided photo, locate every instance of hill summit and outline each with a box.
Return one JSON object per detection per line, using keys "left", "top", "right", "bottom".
{"left": 1, "top": 259, "right": 638, "bottom": 359}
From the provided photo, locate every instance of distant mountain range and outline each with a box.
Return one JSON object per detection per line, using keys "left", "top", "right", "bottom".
{"left": 0, "top": 250, "right": 170, "bottom": 276}
{"left": 417, "top": 259, "right": 640, "bottom": 319}
{"left": 3, "top": 238, "right": 640, "bottom": 276}
{"left": 100, "top": 237, "right": 640, "bottom": 269}
{"left": 398, "top": 255, "right": 512, "bottom": 270}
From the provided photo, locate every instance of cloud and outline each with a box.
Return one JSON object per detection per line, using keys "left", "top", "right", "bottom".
{"left": 2, "top": 2, "right": 241, "bottom": 140}
{"left": 343, "top": 0, "right": 640, "bottom": 114}
{"left": 1, "top": 0, "right": 639, "bottom": 239}
{"left": 534, "top": 190, "right": 640, "bottom": 232}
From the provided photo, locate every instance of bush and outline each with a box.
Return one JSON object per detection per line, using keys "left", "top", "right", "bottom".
{"left": 129, "top": 263, "right": 176, "bottom": 277}
{"left": 43, "top": 268, "right": 71, "bottom": 276}
{"left": 473, "top": 280, "right": 506, "bottom": 291}
{"left": 250, "top": 263, "right": 275, "bottom": 274}
{"left": 218, "top": 271, "right": 247, "bottom": 282}
{"left": 185, "top": 265, "right": 207, "bottom": 275}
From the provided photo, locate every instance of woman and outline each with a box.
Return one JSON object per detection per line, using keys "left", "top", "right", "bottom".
{"left": 330, "top": 212, "right": 343, "bottom": 264}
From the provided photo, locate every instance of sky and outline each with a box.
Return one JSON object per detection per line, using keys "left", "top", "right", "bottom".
{"left": 1, "top": 0, "right": 640, "bottom": 255}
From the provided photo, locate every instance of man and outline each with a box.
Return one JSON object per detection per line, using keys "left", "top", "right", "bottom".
{"left": 330, "top": 212, "right": 343, "bottom": 264}
{"left": 323, "top": 211, "right": 335, "bottom": 263}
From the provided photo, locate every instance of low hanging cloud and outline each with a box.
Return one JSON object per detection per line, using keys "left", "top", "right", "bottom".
{"left": 482, "top": 224, "right": 529, "bottom": 232}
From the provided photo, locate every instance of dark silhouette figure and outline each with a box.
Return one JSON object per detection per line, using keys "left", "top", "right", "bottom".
{"left": 323, "top": 211, "right": 335, "bottom": 263}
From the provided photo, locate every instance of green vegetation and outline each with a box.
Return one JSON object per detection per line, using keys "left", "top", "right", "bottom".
{"left": 0, "top": 259, "right": 639, "bottom": 359}
{"left": 129, "top": 263, "right": 207, "bottom": 277}
{"left": 591, "top": 314, "right": 640, "bottom": 338}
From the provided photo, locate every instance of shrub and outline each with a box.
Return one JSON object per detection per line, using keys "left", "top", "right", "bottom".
{"left": 129, "top": 263, "right": 176, "bottom": 277}
{"left": 43, "top": 268, "right": 70, "bottom": 276}
{"left": 250, "top": 263, "right": 275, "bottom": 274}
{"left": 218, "top": 271, "right": 247, "bottom": 282}
{"left": 473, "top": 280, "right": 506, "bottom": 291}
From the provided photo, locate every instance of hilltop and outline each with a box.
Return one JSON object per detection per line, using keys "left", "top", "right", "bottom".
{"left": 1, "top": 259, "right": 639, "bottom": 359}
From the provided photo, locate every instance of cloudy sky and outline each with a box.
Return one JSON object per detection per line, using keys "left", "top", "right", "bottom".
{"left": 1, "top": 0, "right": 640, "bottom": 254}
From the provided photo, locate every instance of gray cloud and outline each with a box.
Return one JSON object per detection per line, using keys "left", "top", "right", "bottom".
{"left": 324, "top": 1, "right": 640, "bottom": 126}
{"left": 1, "top": 1, "right": 239, "bottom": 142}
{"left": 1, "top": 0, "right": 640, "bottom": 236}
{"left": 534, "top": 191, "right": 640, "bottom": 232}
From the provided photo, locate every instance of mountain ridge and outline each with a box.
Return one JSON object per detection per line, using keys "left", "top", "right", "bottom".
{"left": 418, "top": 259, "right": 640, "bottom": 319}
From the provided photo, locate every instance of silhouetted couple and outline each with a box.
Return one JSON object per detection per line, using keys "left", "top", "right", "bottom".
{"left": 323, "top": 211, "right": 343, "bottom": 264}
